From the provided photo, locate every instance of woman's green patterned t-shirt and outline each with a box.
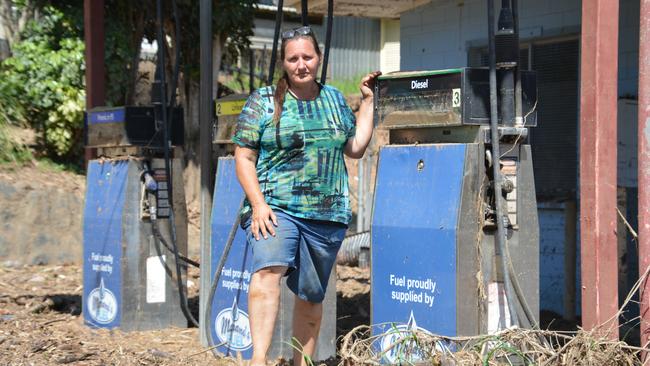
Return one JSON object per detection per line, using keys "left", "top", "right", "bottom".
{"left": 232, "top": 84, "right": 356, "bottom": 225}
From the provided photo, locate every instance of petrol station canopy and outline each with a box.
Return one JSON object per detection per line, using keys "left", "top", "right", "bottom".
{"left": 283, "top": 0, "right": 431, "bottom": 18}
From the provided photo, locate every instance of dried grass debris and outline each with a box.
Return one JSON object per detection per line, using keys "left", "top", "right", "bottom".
{"left": 339, "top": 325, "right": 643, "bottom": 366}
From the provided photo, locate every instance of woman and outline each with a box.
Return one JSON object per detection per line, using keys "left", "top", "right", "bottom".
{"left": 232, "top": 25, "right": 381, "bottom": 366}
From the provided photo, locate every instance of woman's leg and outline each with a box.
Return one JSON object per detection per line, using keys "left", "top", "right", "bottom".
{"left": 292, "top": 296, "right": 323, "bottom": 366}
{"left": 248, "top": 265, "right": 287, "bottom": 366}
{"left": 288, "top": 219, "right": 346, "bottom": 365}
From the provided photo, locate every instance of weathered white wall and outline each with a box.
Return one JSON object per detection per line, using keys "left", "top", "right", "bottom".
{"left": 537, "top": 205, "right": 581, "bottom": 317}
{"left": 400, "top": 0, "right": 640, "bottom": 98}
{"left": 401, "top": 0, "right": 579, "bottom": 70}
{"left": 380, "top": 19, "right": 401, "bottom": 73}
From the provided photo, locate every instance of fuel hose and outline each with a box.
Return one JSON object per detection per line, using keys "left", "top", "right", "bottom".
{"left": 205, "top": 198, "right": 246, "bottom": 356}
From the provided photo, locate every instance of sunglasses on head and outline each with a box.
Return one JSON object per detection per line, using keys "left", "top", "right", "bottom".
{"left": 281, "top": 26, "right": 313, "bottom": 39}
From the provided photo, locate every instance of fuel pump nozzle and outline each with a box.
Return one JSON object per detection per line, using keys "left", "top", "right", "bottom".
{"left": 140, "top": 162, "right": 158, "bottom": 192}
{"left": 138, "top": 162, "right": 158, "bottom": 221}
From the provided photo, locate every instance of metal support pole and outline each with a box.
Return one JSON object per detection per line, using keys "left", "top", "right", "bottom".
{"left": 199, "top": 0, "right": 213, "bottom": 345}
{"left": 301, "top": 0, "right": 309, "bottom": 26}
{"left": 249, "top": 48, "right": 255, "bottom": 94}
{"left": 579, "top": 0, "right": 619, "bottom": 337}
{"left": 512, "top": 0, "right": 523, "bottom": 126}
{"left": 365, "top": 156, "right": 372, "bottom": 231}
{"left": 638, "top": 0, "right": 650, "bottom": 351}
{"left": 320, "top": 0, "right": 333, "bottom": 85}
{"left": 267, "top": 0, "right": 283, "bottom": 86}
{"left": 83, "top": 0, "right": 104, "bottom": 166}
{"left": 357, "top": 158, "right": 364, "bottom": 232}
{"left": 564, "top": 200, "right": 577, "bottom": 322}
{"left": 83, "top": 0, "right": 105, "bottom": 109}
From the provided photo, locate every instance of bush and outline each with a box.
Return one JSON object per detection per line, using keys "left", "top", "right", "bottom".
{"left": 0, "top": 6, "right": 85, "bottom": 160}
{"left": 0, "top": 123, "right": 32, "bottom": 164}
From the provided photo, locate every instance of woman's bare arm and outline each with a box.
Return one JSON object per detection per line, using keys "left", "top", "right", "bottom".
{"left": 234, "top": 146, "right": 278, "bottom": 240}
{"left": 344, "top": 71, "right": 382, "bottom": 159}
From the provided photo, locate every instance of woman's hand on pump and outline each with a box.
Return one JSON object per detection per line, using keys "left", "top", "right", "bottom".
{"left": 250, "top": 202, "right": 278, "bottom": 241}
{"left": 344, "top": 71, "right": 381, "bottom": 159}
{"left": 359, "top": 71, "right": 382, "bottom": 101}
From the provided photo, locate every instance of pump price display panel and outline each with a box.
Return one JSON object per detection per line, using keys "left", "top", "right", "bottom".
{"left": 214, "top": 94, "right": 249, "bottom": 144}
{"left": 375, "top": 68, "right": 538, "bottom": 128}
{"left": 215, "top": 99, "right": 246, "bottom": 116}
{"left": 375, "top": 69, "right": 463, "bottom": 129}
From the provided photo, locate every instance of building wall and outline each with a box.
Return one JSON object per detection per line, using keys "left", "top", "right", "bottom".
{"left": 538, "top": 204, "right": 581, "bottom": 317}
{"left": 380, "top": 19, "right": 401, "bottom": 73}
{"left": 250, "top": 16, "right": 380, "bottom": 80}
{"left": 328, "top": 16, "right": 381, "bottom": 79}
{"left": 400, "top": 0, "right": 581, "bottom": 71}
{"left": 401, "top": 0, "right": 640, "bottom": 98}
{"left": 538, "top": 206, "right": 568, "bottom": 316}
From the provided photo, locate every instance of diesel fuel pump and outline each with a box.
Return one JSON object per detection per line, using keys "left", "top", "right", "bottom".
{"left": 369, "top": 0, "right": 539, "bottom": 363}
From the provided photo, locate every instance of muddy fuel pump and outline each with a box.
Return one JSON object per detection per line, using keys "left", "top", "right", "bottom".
{"left": 198, "top": 0, "right": 339, "bottom": 360}
{"left": 82, "top": 0, "right": 195, "bottom": 331}
{"left": 82, "top": 101, "right": 190, "bottom": 330}
{"left": 370, "top": 0, "right": 539, "bottom": 362}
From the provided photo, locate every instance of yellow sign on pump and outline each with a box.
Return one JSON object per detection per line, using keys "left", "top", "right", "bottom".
{"left": 215, "top": 99, "right": 246, "bottom": 116}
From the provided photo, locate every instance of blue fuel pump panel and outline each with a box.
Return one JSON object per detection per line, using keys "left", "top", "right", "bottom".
{"left": 207, "top": 157, "right": 338, "bottom": 360}
{"left": 82, "top": 158, "right": 188, "bottom": 331}
{"left": 371, "top": 144, "right": 470, "bottom": 363}
{"left": 209, "top": 158, "right": 253, "bottom": 357}
{"left": 83, "top": 161, "right": 128, "bottom": 328}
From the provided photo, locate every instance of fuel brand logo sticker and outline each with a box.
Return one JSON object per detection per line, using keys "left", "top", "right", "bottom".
{"left": 215, "top": 299, "right": 252, "bottom": 351}
{"left": 87, "top": 278, "right": 118, "bottom": 324}
{"left": 379, "top": 311, "right": 442, "bottom": 363}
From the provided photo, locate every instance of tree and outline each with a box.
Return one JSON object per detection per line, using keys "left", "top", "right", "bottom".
{"left": 0, "top": 0, "right": 41, "bottom": 60}
{"left": 165, "top": 0, "right": 257, "bottom": 204}
{"left": 0, "top": 0, "right": 257, "bottom": 170}
{"left": 0, "top": 3, "right": 85, "bottom": 161}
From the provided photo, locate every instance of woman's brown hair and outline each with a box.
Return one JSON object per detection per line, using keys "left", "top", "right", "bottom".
{"left": 272, "top": 32, "right": 322, "bottom": 123}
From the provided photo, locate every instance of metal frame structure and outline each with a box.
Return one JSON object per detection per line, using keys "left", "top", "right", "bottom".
{"left": 83, "top": 0, "right": 105, "bottom": 109}
{"left": 198, "top": 0, "right": 213, "bottom": 343}
{"left": 81, "top": 0, "right": 650, "bottom": 349}
{"left": 639, "top": 0, "right": 650, "bottom": 351}
{"left": 578, "top": 0, "right": 620, "bottom": 337}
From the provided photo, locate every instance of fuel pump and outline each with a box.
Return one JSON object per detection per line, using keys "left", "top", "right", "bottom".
{"left": 198, "top": 0, "right": 339, "bottom": 360}
{"left": 82, "top": 0, "right": 194, "bottom": 331}
{"left": 370, "top": 0, "right": 539, "bottom": 362}
{"left": 83, "top": 110, "right": 189, "bottom": 330}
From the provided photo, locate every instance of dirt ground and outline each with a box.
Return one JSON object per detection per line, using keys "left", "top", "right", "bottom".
{"left": 0, "top": 161, "right": 372, "bottom": 365}
{"left": 0, "top": 263, "right": 369, "bottom": 366}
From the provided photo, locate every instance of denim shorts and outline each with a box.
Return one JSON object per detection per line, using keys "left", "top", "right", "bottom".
{"left": 242, "top": 210, "right": 347, "bottom": 303}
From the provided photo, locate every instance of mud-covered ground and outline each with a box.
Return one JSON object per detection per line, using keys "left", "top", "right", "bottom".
{"left": 0, "top": 264, "right": 369, "bottom": 365}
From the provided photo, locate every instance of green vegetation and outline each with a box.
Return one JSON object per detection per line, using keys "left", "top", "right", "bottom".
{"left": 288, "top": 337, "right": 315, "bottom": 366}
{"left": 33, "top": 156, "right": 84, "bottom": 174}
{"left": 0, "top": 123, "right": 32, "bottom": 164}
{"left": 328, "top": 74, "right": 364, "bottom": 97}
{"left": 0, "top": 0, "right": 259, "bottom": 171}
{"left": 0, "top": 5, "right": 85, "bottom": 164}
